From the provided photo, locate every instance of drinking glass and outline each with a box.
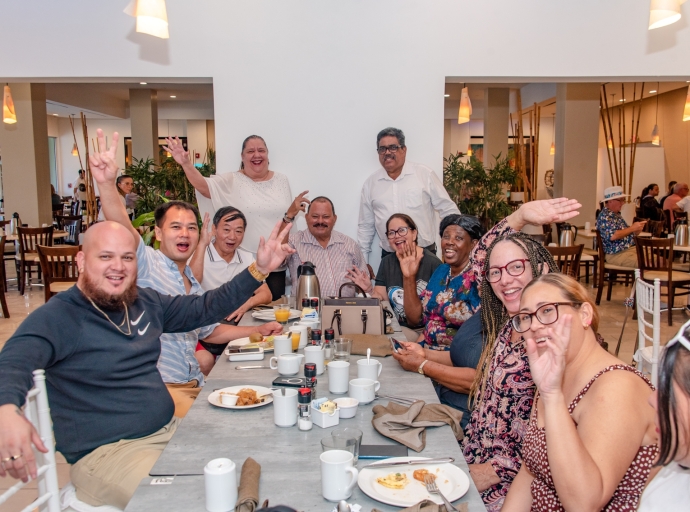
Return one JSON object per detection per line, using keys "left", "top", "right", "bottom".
{"left": 290, "top": 330, "right": 301, "bottom": 351}
{"left": 331, "top": 428, "right": 363, "bottom": 463}
{"left": 273, "top": 304, "right": 291, "bottom": 326}
{"left": 333, "top": 338, "right": 352, "bottom": 362}
{"left": 321, "top": 435, "right": 356, "bottom": 458}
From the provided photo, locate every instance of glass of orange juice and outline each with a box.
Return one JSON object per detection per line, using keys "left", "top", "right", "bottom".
{"left": 290, "top": 331, "right": 301, "bottom": 350}
{"left": 273, "top": 304, "right": 291, "bottom": 326}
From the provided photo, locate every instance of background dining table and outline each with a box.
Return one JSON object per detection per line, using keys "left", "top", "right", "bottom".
{"left": 124, "top": 304, "right": 487, "bottom": 511}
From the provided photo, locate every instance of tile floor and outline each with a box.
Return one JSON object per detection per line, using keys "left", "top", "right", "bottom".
{"left": 0, "top": 269, "right": 686, "bottom": 511}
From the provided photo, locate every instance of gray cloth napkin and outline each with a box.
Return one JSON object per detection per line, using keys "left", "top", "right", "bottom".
{"left": 372, "top": 401, "right": 464, "bottom": 452}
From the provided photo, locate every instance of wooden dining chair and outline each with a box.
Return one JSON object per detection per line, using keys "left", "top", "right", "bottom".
{"left": 528, "top": 233, "right": 546, "bottom": 245}
{"left": 0, "top": 235, "right": 10, "bottom": 318}
{"left": 636, "top": 236, "right": 690, "bottom": 326}
{"left": 542, "top": 224, "right": 553, "bottom": 245}
{"left": 37, "top": 245, "right": 81, "bottom": 302}
{"left": 16, "top": 226, "right": 54, "bottom": 295}
{"left": 62, "top": 218, "right": 82, "bottom": 246}
{"left": 546, "top": 244, "right": 584, "bottom": 279}
{"left": 595, "top": 230, "right": 636, "bottom": 305}
{"left": 0, "top": 220, "right": 14, "bottom": 292}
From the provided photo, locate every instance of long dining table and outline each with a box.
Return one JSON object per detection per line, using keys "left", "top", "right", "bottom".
{"left": 124, "top": 306, "right": 486, "bottom": 512}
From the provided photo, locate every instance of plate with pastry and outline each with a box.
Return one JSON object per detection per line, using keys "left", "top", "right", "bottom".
{"left": 224, "top": 333, "right": 275, "bottom": 353}
{"left": 357, "top": 456, "right": 469, "bottom": 507}
{"left": 251, "top": 309, "right": 301, "bottom": 321}
{"left": 208, "top": 385, "right": 274, "bottom": 410}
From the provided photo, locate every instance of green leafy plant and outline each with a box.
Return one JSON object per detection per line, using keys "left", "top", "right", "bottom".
{"left": 443, "top": 153, "right": 519, "bottom": 228}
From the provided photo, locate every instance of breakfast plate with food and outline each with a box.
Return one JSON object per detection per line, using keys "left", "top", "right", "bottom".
{"left": 208, "top": 385, "right": 274, "bottom": 410}
{"left": 357, "top": 456, "right": 469, "bottom": 507}
{"left": 225, "top": 333, "right": 275, "bottom": 353}
{"left": 251, "top": 309, "right": 301, "bottom": 321}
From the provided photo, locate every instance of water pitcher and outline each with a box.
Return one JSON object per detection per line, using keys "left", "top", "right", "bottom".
{"left": 675, "top": 219, "right": 689, "bottom": 246}
{"left": 295, "top": 262, "right": 321, "bottom": 308}
{"left": 559, "top": 223, "right": 578, "bottom": 247}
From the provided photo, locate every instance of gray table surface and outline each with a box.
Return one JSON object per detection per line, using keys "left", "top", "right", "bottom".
{"left": 125, "top": 308, "right": 486, "bottom": 512}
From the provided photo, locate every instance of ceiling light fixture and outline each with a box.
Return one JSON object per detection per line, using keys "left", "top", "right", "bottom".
{"left": 125, "top": 0, "right": 169, "bottom": 39}
{"left": 140, "top": 82, "right": 148, "bottom": 85}
{"left": 53, "top": 114, "right": 58, "bottom": 117}
{"left": 3, "top": 84, "right": 16, "bottom": 124}
{"left": 170, "top": 95, "right": 176, "bottom": 98}
{"left": 71, "top": 143, "right": 79, "bottom": 156}
{"left": 457, "top": 85, "right": 472, "bottom": 124}
{"left": 466, "top": 144, "right": 473, "bottom": 157}
{"left": 444, "top": 94, "right": 450, "bottom": 98}
{"left": 683, "top": 85, "right": 690, "bottom": 121}
{"left": 649, "top": 0, "right": 686, "bottom": 30}
{"left": 650, "top": 90, "right": 657, "bottom": 93}
{"left": 652, "top": 81, "right": 661, "bottom": 145}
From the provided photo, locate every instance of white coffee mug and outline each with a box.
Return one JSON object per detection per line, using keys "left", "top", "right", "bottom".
{"left": 269, "top": 353, "right": 304, "bottom": 375}
{"left": 356, "top": 359, "right": 382, "bottom": 381}
{"left": 297, "top": 319, "right": 320, "bottom": 331}
{"left": 348, "top": 378, "right": 380, "bottom": 405}
{"left": 290, "top": 323, "right": 309, "bottom": 349}
{"left": 328, "top": 361, "right": 350, "bottom": 394}
{"left": 273, "top": 335, "right": 293, "bottom": 357}
{"left": 304, "top": 345, "right": 325, "bottom": 375}
{"left": 320, "top": 450, "right": 359, "bottom": 502}
{"left": 272, "top": 388, "right": 298, "bottom": 427}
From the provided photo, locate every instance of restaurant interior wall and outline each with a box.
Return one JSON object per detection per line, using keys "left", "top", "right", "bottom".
{"left": 1, "top": 1, "right": 689, "bottom": 268}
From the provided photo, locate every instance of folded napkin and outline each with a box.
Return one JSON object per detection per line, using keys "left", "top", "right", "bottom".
{"left": 372, "top": 401, "right": 464, "bottom": 452}
{"left": 349, "top": 334, "right": 393, "bottom": 357}
{"left": 373, "top": 500, "right": 468, "bottom": 512}
{"left": 236, "top": 457, "right": 261, "bottom": 512}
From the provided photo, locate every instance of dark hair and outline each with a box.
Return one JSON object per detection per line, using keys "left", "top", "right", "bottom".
{"left": 669, "top": 181, "right": 678, "bottom": 191}
{"left": 116, "top": 174, "right": 133, "bottom": 197}
{"left": 470, "top": 232, "right": 559, "bottom": 405}
{"left": 439, "top": 214, "right": 485, "bottom": 241}
{"left": 385, "top": 213, "right": 418, "bottom": 243}
{"left": 78, "top": 169, "right": 84, "bottom": 176}
{"left": 656, "top": 336, "right": 690, "bottom": 466}
{"left": 240, "top": 135, "right": 267, "bottom": 170}
{"left": 376, "top": 127, "right": 405, "bottom": 148}
{"left": 213, "top": 206, "right": 247, "bottom": 228}
{"left": 154, "top": 201, "right": 200, "bottom": 228}
{"left": 307, "top": 196, "right": 335, "bottom": 215}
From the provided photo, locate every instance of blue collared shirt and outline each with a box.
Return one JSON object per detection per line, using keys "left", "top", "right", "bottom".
{"left": 136, "top": 238, "right": 217, "bottom": 385}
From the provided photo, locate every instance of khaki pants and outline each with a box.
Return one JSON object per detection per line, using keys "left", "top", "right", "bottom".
{"left": 605, "top": 246, "right": 639, "bottom": 269}
{"left": 166, "top": 380, "right": 201, "bottom": 418}
{"left": 69, "top": 417, "right": 180, "bottom": 509}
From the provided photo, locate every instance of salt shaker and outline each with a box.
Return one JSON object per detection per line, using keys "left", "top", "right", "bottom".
{"left": 297, "top": 388, "right": 313, "bottom": 431}
{"left": 323, "top": 328, "right": 334, "bottom": 360}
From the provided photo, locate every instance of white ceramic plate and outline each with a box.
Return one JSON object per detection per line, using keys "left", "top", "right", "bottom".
{"left": 357, "top": 456, "right": 470, "bottom": 508}
{"left": 207, "top": 385, "right": 274, "bottom": 410}
{"left": 224, "top": 336, "right": 274, "bottom": 353}
{"left": 251, "top": 309, "right": 301, "bottom": 321}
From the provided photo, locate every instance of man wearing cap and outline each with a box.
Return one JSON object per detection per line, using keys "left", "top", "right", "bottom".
{"left": 596, "top": 186, "right": 647, "bottom": 268}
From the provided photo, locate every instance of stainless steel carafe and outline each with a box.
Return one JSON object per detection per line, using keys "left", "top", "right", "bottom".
{"left": 675, "top": 219, "right": 689, "bottom": 246}
{"left": 559, "top": 223, "right": 578, "bottom": 247}
{"left": 295, "top": 262, "right": 321, "bottom": 308}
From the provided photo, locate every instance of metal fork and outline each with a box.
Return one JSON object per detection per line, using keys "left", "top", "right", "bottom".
{"left": 424, "top": 474, "right": 458, "bottom": 512}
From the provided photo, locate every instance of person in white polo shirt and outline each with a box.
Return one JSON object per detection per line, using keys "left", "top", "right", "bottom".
{"left": 190, "top": 206, "right": 272, "bottom": 374}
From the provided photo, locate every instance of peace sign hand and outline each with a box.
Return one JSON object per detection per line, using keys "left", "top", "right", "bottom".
{"left": 88, "top": 129, "right": 120, "bottom": 185}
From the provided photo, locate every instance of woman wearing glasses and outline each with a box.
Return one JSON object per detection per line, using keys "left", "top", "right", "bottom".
{"left": 502, "top": 273, "right": 657, "bottom": 511}
{"left": 637, "top": 320, "right": 690, "bottom": 511}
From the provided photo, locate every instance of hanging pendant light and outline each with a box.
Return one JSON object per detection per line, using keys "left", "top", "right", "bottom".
{"left": 71, "top": 143, "right": 79, "bottom": 156}
{"left": 466, "top": 144, "right": 473, "bottom": 157}
{"left": 649, "top": 0, "right": 685, "bottom": 30}
{"left": 457, "top": 86, "right": 472, "bottom": 124}
{"left": 683, "top": 85, "right": 690, "bottom": 121}
{"left": 3, "top": 84, "right": 17, "bottom": 124}
{"left": 549, "top": 113, "right": 555, "bottom": 155}
{"left": 652, "top": 82, "right": 661, "bottom": 145}
{"left": 134, "top": 0, "right": 169, "bottom": 39}
{"left": 607, "top": 136, "right": 613, "bottom": 149}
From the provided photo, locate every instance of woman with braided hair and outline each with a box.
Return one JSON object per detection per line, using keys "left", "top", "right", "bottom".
{"left": 458, "top": 198, "right": 581, "bottom": 512}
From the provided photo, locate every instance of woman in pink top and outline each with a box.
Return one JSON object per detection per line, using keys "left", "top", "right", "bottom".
{"left": 502, "top": 274, "right": 658, "bottom": 511}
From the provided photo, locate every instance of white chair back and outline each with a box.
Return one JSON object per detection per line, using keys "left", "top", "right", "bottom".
{"left": 634, "top": 269, "right": 662, "bottom": 386}
{"left": 0, "top": 370, "right": 60, "bottom": 512}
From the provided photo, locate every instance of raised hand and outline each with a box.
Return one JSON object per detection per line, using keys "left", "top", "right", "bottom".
{"left": 163, "top": 136, "right": 191, "bottom": 167}
{"left": 88, "top": 129, "right": 120, "bottom": 184}
{"left": 398, "top": 242, "right": 422, "bottom": 278}
{"left": 510, "top": 198, "right": 582, "bottom": 230}
{"left": 345, "top": 266, "right": 372, "bottom": 293}
{"left": 525, "top": 314, "right": 571, "bottom": 399}
{"left": 255, "top": 220, "right": 296, "bottom": 275}
{"left": 198, "top": 213, "right": 211, "bottom": 248}
{"left": 287, "top": 190, "right": 310, "bottom": 218}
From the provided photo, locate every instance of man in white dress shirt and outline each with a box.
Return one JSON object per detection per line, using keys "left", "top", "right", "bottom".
{"left": 357, "top": 127, "right": 460, "bottom": 260}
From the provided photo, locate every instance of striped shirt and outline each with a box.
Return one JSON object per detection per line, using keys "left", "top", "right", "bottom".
{"left": 136, "top": 238, "right": 217, "bottom": 385}
{"left": 287, "top": 229, "right": 368, "bottom": 298}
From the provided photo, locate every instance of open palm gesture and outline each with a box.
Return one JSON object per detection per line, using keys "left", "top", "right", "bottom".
{"left": 525, "top": 313, "right": 571, "bottom": 398}
{"left": 398, "top": 242, "right": 422, "bottom": 278}
{"left": 518, "top": 198, "right": 582, "bottom": 226}
{"left": 88, "top": 129, "right": 120, "bottom": 185}
{"left": 256, "top": 220, "right": 296, "bottom": 275}
{"left": 163, "top": 136, "right": 191, "bottom": 166}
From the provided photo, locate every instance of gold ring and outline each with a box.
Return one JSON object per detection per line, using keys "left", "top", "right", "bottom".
{"left": 9, "top": 454, "right": 21, "bottom": 461}
{"left": 1, "top": 457, "right": 11, "bottom": 463}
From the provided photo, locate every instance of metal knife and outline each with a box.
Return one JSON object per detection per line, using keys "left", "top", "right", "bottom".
{"left": 363, "top": 457, "right": 454, "bottom": 469}
{"left": 234, "top": 365, "right": 272, "bottom": 370}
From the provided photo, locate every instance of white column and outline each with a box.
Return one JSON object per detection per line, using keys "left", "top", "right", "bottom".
{"left": 483, "top": 88, "right": 509, "bottom": 166}
{"left": 129, "top": 89, "right": 159, "bottom": 165}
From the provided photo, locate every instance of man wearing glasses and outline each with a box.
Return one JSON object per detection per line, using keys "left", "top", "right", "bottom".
{"left": 596, "top": 185, "right": 647, "bottom": 268}
{"left": 357, "top": 127, "right": 460, "bottom": 261}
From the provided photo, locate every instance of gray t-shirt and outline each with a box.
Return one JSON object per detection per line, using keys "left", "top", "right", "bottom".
{"left": 374, "top": 248, "right": 442, "bottom": 326}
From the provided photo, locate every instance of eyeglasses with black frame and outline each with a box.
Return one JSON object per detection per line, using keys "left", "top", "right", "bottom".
{"left": 510, "top": 302, "right": 582, "bottom": 333}
{"left": 484, "top": 259, "right": 529, "bottom": 283}
{"left": 386, "top": 226, "right": 411, "bottom": 239}
{"left": 377, "top": 145, "right": 404, "bottom": 154}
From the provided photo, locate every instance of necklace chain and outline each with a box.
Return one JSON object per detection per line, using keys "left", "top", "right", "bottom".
{"left": 88, "top": 297, "right": 132, "bottom": 336}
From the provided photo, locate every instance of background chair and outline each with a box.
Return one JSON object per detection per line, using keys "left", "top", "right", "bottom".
{"left": 633, "top": 270, "right": 662, "bottom": 386}
{"left": 16, "top": 226, "right": 53, "bottom": 295}
{"left": 595, "top": 230, "right": 635, "bottom": 305}
{"left": 37, "top": 245, "right": 80, "bottom": 302}
{"left": 546, "top": 244, "right": 583, "bottom": 278}
{"left": 527, "top": 233, "right": 546, "bottom": 245}
{"left": 636, "top": 236, "right": 690, "bottom": 326}
{"left": 62, "top": 218, "right": 82, "bottom": 246}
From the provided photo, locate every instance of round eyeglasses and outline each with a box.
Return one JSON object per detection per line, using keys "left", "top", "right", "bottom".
{"left": 386, "top": 226, "right": 411, "bottom": 239}
{"left": 484, "top": 259, "right": 529, "bottom": 283}
{"left": 510, "top": 302, "right": 582, "bottom": 333}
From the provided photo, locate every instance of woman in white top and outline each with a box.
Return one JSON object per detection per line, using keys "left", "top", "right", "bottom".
{"left": 638, "top": 319, "right": 690, "bottom": 511}
{"left": 165, "top": 135, "right": 309, "bottom": 299}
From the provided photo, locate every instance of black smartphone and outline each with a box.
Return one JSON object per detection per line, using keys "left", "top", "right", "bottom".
{"left": 272, "top": 376, "right": 308, "bottom": 388}
{"left": 390, "top": 337, "right": 403, "bottom": 353}
{"left": 359, "top": 444, "right": 409, "bottom": 459}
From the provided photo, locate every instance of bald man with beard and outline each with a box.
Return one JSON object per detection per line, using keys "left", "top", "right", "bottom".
{"left": 0, "top": 219, "right": 293, "bottom": 508}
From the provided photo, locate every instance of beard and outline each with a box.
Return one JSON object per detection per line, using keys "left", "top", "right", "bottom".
{"left": 81, "top": 270, "right": 138, "bottom": 311}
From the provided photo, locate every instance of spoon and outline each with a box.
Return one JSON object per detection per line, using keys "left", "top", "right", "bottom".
{"left": 367, "top": 348, "right": 371, "bottom": 364}
{"left": 337, "top": 500, "right": 351, "bottom": 512}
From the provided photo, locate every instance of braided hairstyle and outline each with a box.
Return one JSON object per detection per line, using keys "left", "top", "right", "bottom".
{"left": 469, "top": 232, "right": 559, "bottom": 406}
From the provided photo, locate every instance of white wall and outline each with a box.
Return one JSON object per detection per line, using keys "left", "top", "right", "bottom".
{"left": 3, "top": 1, "right": 690, "bottom": 263}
